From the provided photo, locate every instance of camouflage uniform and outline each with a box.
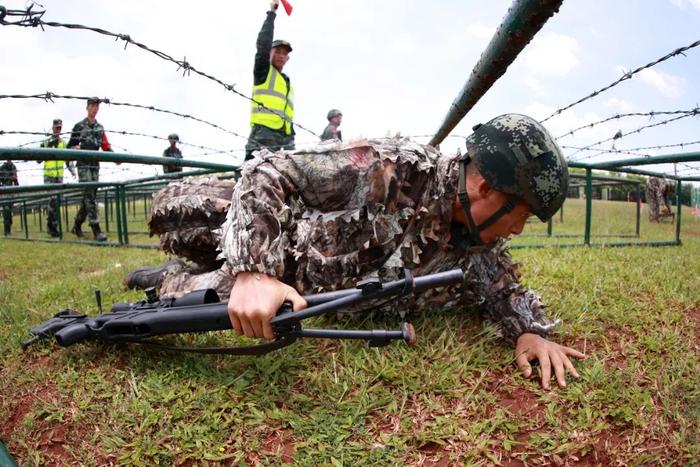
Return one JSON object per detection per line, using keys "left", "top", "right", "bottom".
{"left": 646, "top": 177, "right": 673, "bottom": 222}
{"left": 149, "top": 176, "right": 237, "bottom": 299}
{"left": 0, "top": 160, "right": 19, "bottom": 235}
{"left": 67, "top": 117, "right": 112, "bottom": 227}
{"left": 153, "top": 138, "right": 557, "bottom": 345}
{"left": 320, "top": 123, "right": 342, "bottom": 141}
{"left": 162, "top": 146, "right": 183, "bottom": 174}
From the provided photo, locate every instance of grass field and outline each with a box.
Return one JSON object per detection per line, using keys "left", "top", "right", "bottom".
{"left": 1, "top": 198, "right": 699, "bottom": 465}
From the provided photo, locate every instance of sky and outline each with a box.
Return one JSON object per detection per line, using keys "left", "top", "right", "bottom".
{"left": 1, "top": 0, "right": 699, "bottom": 185}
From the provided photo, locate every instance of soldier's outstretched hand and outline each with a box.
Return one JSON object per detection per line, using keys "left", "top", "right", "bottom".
{"left": 228, "top": 272, "right": 306, "bottom": 339}
{"left": 515, "top": 333, "right": 585, "bottom": 390}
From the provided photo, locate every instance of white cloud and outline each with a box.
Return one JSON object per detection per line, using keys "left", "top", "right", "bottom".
{"left": 669, "top": 0, "right": 700, "bottom": 11}
{"left": 637, "top": 67, "right": 685, "bottom": 98}
{"left": 523, "top": 76, "right": 544, "bottom": 96}
{"left": 520, "top": 33, "right": 580, "bottom": 76}
{"left": 604, "top": 98, "right": 637, "bottom": 114}
{"left": 465, "top": 24, "right": 495, "bottom": 40}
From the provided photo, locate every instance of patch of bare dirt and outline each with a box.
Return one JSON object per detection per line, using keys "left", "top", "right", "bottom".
{"left": 416, "top": 441, "right": 451, "bottom": 466}
{"left": 600, "top": 327, "right": 635, "bottom": 370}
{"left": 260, "top": 428, "right": 295, "bottom": 464}
{"left": 680, "top": 229, "right": 700, "bottom": 238}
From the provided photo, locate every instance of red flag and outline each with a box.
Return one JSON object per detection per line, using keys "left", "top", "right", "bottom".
{"left": 280, "top": 0, "right": 293, "bottom": 15}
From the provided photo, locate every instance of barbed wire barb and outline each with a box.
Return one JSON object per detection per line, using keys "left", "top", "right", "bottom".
{"left": 0, "top": 4, "right": 319, "bottom": 137}
{"left": 541, "top": 37, "right": 700, "bottom": 123}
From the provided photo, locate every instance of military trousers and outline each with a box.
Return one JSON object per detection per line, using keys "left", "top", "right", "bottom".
{"left": 2, "top": 201, "right": 12, "bottom": 235}
{"left": 75, "top": 164, "right": 100, "bottom": 226}
{"left": 44, "top": 175, "right": 62, "bottom": 233}
{"left": 244, "top": 124, "right": 295, "bottom": 161}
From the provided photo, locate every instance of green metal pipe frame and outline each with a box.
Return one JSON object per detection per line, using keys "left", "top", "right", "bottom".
{"left": 587, "top": 151, "right": 700, "bottom": 170}
{"left": 0, "top": 147, "right": 239, "bottom": 171}
{"left": 3, "top": 147, "right": 694, "bottom": 250}
{"left": 429, "top": 0, "right": 563, "bottom": 146}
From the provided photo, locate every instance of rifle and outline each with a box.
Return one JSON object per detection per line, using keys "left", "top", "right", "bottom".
{"left": 21, "top": 269, "right": 464, "bottom": 355}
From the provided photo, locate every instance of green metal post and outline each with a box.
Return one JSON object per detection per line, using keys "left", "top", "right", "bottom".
{"left": 560, "top": 202, "right": 564, "bottom": 223}
{"left": 104, "top": 190, "right": 109, "bottom": 232}
{"left": 22, "top": 201, "right": 29, "bottom": 239}
{"left": 584, "top": 168, "right": 592, "bottom": 245}
{"left": 547, "top": 216, "right": 553, "bottom": 237}
{"left": 119, "top": 185, "right": 129, "bottom": 245}
{"left": 57, "top": 193, "right": 63, "bottom": 239}
{"left": 114, "top": 186, "right": 124, "bottom": 245}
{"left": 675, "top": 180, "right": 682, "bottom": 244}
{"left": 63, "top": 196, "right": 69, "bottom": 227}
{"left": 635, "top": 185, "right": 641, "bottom": 237}
{"left": 143, "top": 193, "right": 148, "bottom": 219}
{"left": 38, "top": 204, "right": 42, "bottom": 232}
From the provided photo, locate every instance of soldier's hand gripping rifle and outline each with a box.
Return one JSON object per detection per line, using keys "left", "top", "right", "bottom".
{"left": 21, "top": 269, "right": 465, "bottom": 355}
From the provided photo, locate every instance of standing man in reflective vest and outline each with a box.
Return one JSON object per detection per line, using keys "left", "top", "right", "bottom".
{"left": 245, "top": 0, "right": 295, "bottom": 161}
{"left": 39, "top": 118, "right": 76, "bottom": 237}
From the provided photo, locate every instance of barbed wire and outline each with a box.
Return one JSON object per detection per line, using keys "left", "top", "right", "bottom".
{"left": 0, "top": 5, "right": 319, "bottom": 138}
{"left": 0, "top": 127, "right": 242, "bottom": 157}
{"left": 564, "top": 139, "right": 700, "bottom": 160}
{"left": 555, "top": 108, "right": 700, "bottom": 140}
{"left": 0, "top": 92, "right": 250, "bottom": 139}
{"left": 563, "top": 145, "right": 699, "bottom": 175}
{"left": 566, "top": 111, "right": 700, "bottom": 160}
{"left": 541, "top": 37, "right": 700, "bottom": 123}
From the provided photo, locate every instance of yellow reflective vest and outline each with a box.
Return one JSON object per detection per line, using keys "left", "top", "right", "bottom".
{"left": 41, "top": 138, "right": 68, "bottom": 178}
{"left": 250, "top": 66, "right": 294, "bottom": 135}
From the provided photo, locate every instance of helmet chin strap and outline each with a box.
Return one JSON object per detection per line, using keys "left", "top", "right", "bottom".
{"left": 457, "top": 158, "right": 518, "bottom": 246}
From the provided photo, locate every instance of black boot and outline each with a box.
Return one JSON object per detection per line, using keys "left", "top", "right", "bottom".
{"left": 71, "top": 221, "right": 85, "bottom": 238}
{"left": 91, "top": 223, "right": 107, "bottom": 242}
{"left": 123, "top": 259, "right": 185, "bottom": 290}
{"left": 48, "top": 223, "right": 60, "bottom": 238}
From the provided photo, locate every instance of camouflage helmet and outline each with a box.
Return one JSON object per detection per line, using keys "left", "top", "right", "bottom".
{"left": 464, "top": 113, "right": 568, "bottom": 222}
{"left": 327, "top": 109, "right": 342, "bottom": 120}
{"left": 168, "top": 133, "right": 179, "bottom": 141}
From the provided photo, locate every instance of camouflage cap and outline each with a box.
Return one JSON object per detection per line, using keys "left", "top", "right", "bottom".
{"left": 87, "top": 97, "right": 101, "bottom": 105}
{"left": 52, "top": 118, "right": 62, "bottom": 127}
{"left": 168, "top": 133, "right": 179, "bottom": 141}
{"left": 271, "top": 39, "right": 292, "bottom": 52}
{"left": 465, "top": 114, "right": 569, "bottom": 222}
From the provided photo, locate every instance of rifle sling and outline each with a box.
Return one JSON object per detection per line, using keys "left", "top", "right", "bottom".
{"left": 118, "top": 335, "right": 297, "bottom": 355}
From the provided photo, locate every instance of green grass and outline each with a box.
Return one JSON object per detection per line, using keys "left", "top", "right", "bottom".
{"left": 1, "top": 199, "right": 699, "bottom": 465}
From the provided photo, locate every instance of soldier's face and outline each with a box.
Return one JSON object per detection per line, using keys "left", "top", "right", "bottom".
{"left": 86, "top": 103, "right": 100, "bottom": 120}
{"left": 475, "top": 194, "right": 532, "bottom": 244}
{"left": 455, "top": 177, "right": 532, "bottom": 244}
{"left": 270, "top": 46, "right": 290, "bottom": 71}
{"left": 52, "top": 124, "right": 61, "bottom": 135}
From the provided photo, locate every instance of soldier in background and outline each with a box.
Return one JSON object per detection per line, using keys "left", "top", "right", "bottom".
{"left": 126, "top": 114, "right": 584, "bottom": 390}
{"left": 162, "top": 133, "right": 183, "bottom": 174}
{"left": 67, "top": 97, "right": 112, "bottom": 242}
{"left": 0, "top": 159, "right": 19, "bottom": 236}
{"left": 320, "top": 109, "right": 343, "bottom": 141}
{"left": 39, "top": 118, "right": 76, "bottom": 237}
{"left": 646, "top": 177, "right": 674, "bottom": 222}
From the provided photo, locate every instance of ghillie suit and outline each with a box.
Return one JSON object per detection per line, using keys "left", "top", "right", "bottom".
{"left": 646, "top": 177, "right": 674, "bottom": 222}
{"left": 125, "top": 176, "right": 237, "bottom": 298}
{"left": 130, "top": 125, "right": 565, "bottom": 345}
